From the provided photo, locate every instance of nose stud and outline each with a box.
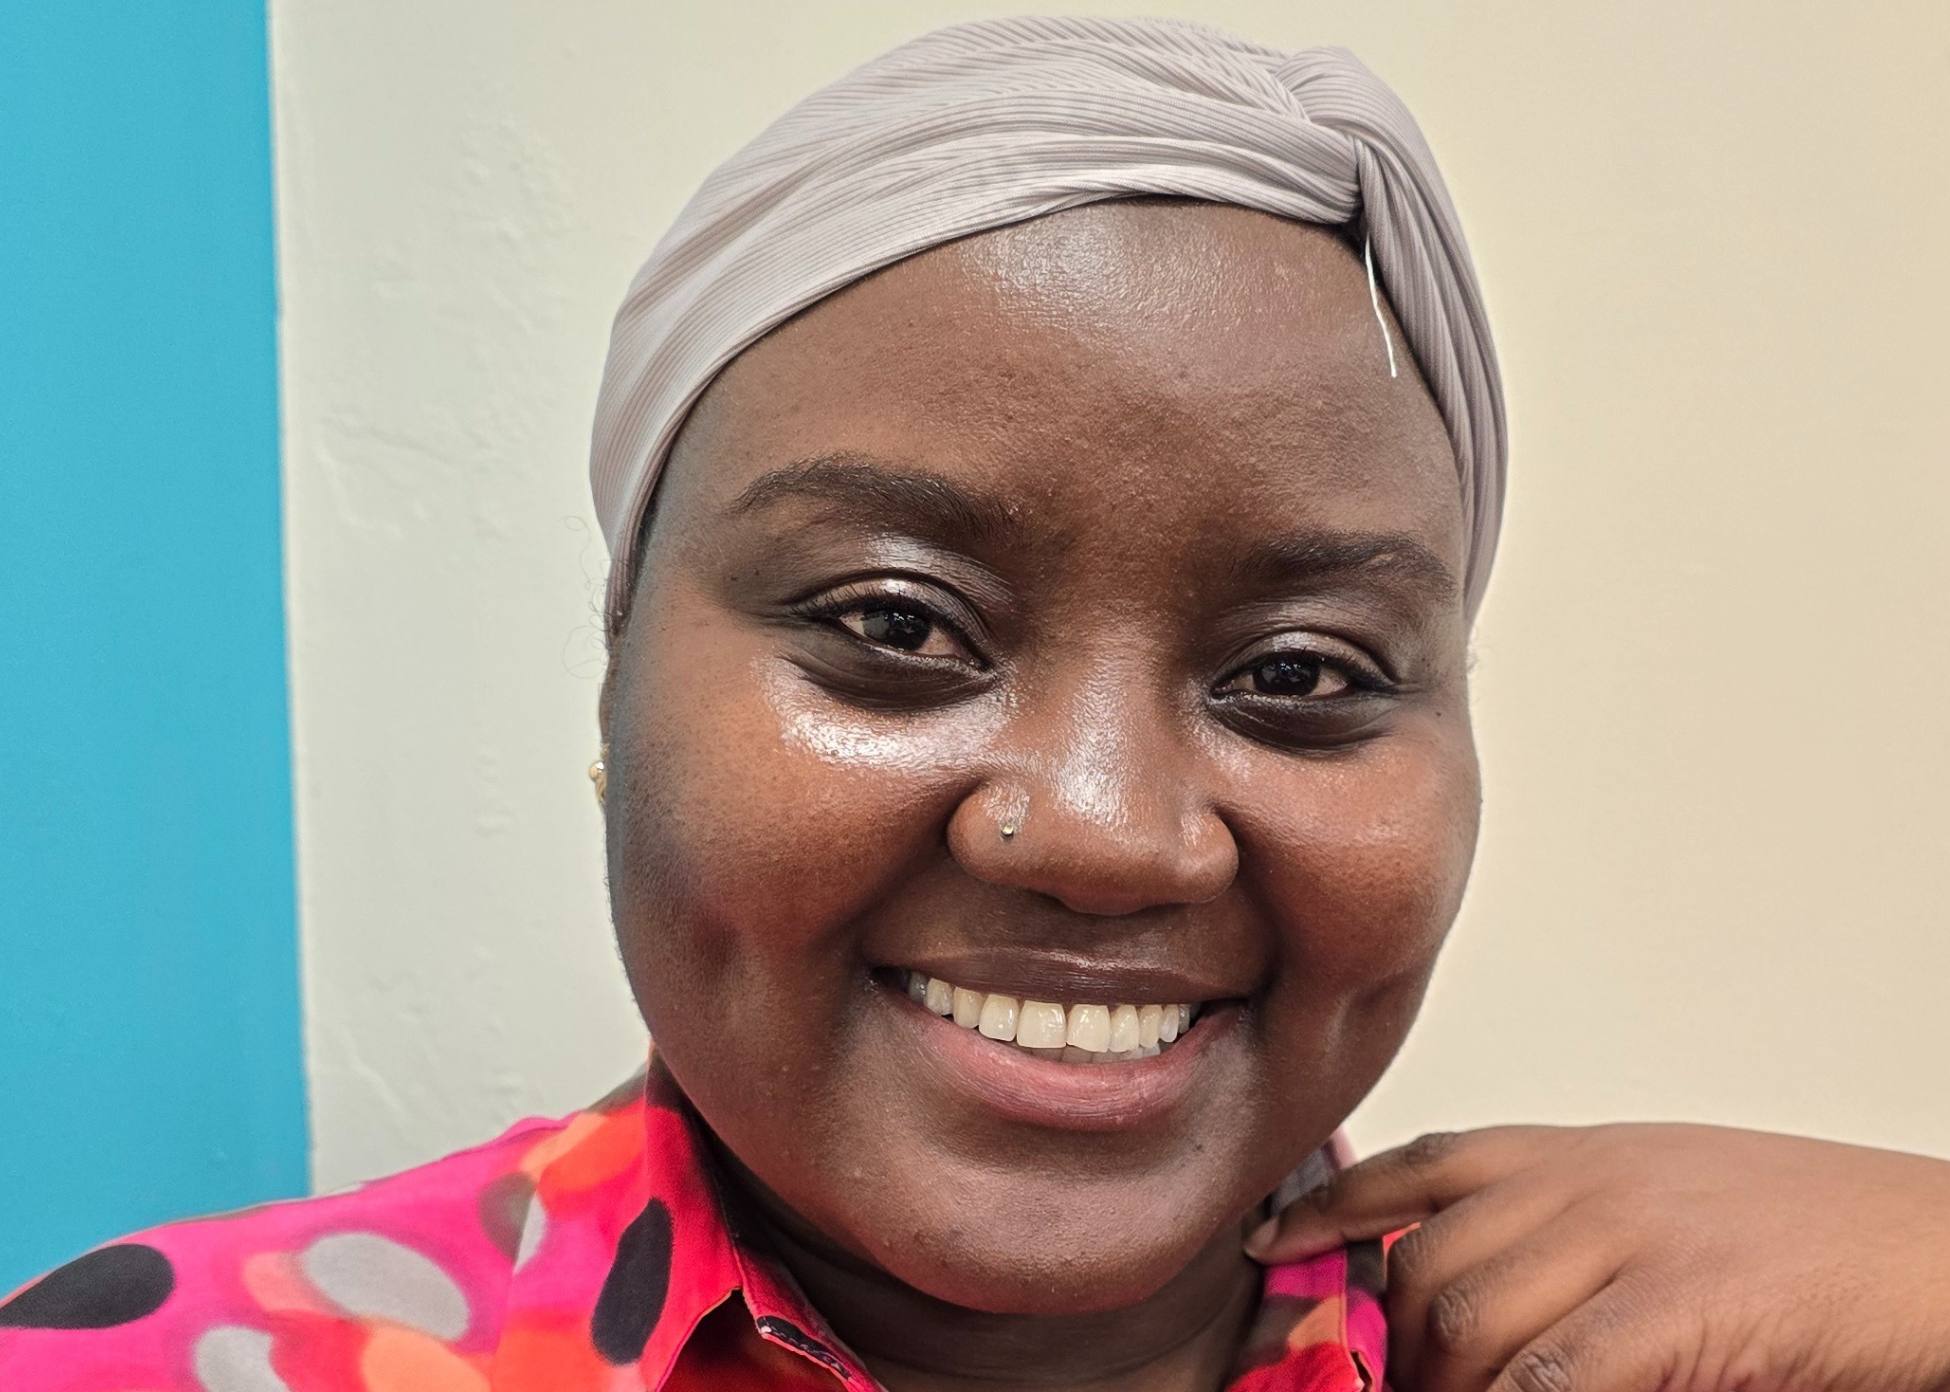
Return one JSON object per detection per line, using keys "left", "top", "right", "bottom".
{"left": 998, "top": 799, "right": 1023, "bottom": 841}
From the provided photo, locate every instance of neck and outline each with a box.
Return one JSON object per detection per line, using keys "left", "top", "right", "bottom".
{"left": 718, "top": 1151, "right": 1266, "bottom": 1392}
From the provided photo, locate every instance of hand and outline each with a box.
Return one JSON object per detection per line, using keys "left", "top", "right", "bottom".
{"left": 1246, "top": 1124, "right": 1950, "bottom": 1392}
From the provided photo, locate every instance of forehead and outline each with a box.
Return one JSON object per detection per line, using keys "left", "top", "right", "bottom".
{"left": 661, "top": 200, "right": 1462, "bottom": 576}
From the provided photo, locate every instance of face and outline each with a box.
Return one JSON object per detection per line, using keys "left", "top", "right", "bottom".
{"left": 602, "top": 201, "right": 1479, "bottom": 1316}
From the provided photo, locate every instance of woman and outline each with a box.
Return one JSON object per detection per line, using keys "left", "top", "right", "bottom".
{"left": 3, "top": 16, "right": 1946, "bottom": 1392}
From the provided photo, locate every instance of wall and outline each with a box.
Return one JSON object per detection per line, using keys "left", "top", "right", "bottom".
{"left": 0, "top": 4, "right": 306, "bottom": 1290}
{"left": 267, "top": 0, "right": 1950, "bottom": 1192}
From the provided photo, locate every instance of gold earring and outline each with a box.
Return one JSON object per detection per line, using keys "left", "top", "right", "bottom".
{"left": 588, "top": 747, "right": 608, "bottom": 805}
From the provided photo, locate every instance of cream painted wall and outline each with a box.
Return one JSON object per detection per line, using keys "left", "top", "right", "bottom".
{"left": 271, "top": 1, "right": 1950, "bottom": 1191}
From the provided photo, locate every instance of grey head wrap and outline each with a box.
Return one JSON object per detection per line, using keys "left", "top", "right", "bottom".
{"left": 590, "top": 15, "right": 1505, "bottom": 627}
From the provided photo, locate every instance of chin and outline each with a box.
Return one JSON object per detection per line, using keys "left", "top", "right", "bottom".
{"left": 849, "top": 1175, "right": 1242, "bottom": 1317}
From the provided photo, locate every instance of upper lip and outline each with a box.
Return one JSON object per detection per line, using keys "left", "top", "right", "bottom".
{"left": 886, "top": 948, "right": 1248, "bottom": 1005}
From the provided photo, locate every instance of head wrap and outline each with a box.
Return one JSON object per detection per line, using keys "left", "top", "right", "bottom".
{"left": 590, "top": 15, "right": 1505, "bottom": 627}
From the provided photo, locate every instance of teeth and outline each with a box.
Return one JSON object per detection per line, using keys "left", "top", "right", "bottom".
{"left": 1017, "top": 1000, "right": 1067, "bottom": 1049}
{"left": 1066, "top": 1003, "right": 1111, "bottom": 1052}
{"left": 899, "top": 971, "right": 1203, "bottom": 1065}
{"left": 977, "top": 993, "right": 1019, "bottom": 1041}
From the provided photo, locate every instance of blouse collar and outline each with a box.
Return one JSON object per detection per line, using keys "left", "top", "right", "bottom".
{"left": 492, "top": 1056, "right": 1385, "bottom": 1391}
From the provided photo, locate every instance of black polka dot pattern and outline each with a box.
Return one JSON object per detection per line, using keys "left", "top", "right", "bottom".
{"left": 0, "top": 1244, "right": 174, "bottom": 1330}
{"left": 590, "top": 1198, "right": 672, "bottom": 1363}
{"left": 0, "top": 1077, "right": 1390, "bottom": 1387}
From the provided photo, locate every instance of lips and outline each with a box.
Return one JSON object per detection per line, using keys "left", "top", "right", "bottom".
{"left": 887, "top": 949, "right": 1243, "bottom": 1008}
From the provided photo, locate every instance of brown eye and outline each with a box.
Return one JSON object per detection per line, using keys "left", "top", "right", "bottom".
{"left": 840, "top": 603, "right": 967, "bottom": 659}
{"left": 857, "top": 605, "right": 929, "bottom": 650}
{"left": 1227, "top": 652, "right": 1353, "bottom": 698}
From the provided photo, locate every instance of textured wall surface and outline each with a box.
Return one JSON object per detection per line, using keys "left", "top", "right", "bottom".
{"left": 270, "top": 0, "right": 1950, "bottom": 1191}
{"left": 269, "top": 6, "right": 648, "bottom": 1190}
{"left": 1, "top": 4, "right": 307, "bottom": 1289}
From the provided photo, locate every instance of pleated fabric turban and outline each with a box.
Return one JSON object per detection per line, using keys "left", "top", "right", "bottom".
{"left": 589, "top": 14, "right": 1506, "bottom": 629}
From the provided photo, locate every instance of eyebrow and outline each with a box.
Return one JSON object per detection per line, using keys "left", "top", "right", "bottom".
{"left": 728, "top": 450, "right": 1458, "bottom": 605}
{"left": 725, "top": 452, "right": 1018, "bottom": 546}
{"left": 1232, "top": 530, "right": 1459, "bottom": 607}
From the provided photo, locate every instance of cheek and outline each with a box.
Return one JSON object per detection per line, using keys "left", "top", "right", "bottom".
{"left": 1221, "top": 716, "right": 1479, "bottom": 1144}
{"left": 607, "top": 648, "right": 1003, "bottom": 996}
{"left": 1244, "top": 718, "right": 1481, "bottom": 995}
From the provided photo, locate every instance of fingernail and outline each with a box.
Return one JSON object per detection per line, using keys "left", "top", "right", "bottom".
{"left": 1243, "top": 1217, "right": 1278, "bottom": 1258}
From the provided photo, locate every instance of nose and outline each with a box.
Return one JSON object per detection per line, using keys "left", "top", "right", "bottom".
{"left": 947, "top": 670, "right": 1238, "bottom": 916}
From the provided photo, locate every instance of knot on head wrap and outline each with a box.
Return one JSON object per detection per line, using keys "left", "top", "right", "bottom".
{"left": 590, "top": 15, "right": 1506, "bottom": 629}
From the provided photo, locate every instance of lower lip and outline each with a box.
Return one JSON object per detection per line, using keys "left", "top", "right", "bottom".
{"left": 878, "top": 979, "right": 1239, "bottom": 1133}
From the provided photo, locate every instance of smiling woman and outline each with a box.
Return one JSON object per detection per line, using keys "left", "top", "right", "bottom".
{"left": 6, "top": 12, "right": 1950, "bottom": 1392}
{"left": 600, "top": 203, "right": 1480, "bottom": 1345}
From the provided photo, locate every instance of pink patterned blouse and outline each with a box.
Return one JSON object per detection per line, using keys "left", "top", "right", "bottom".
{"left": 0, "top": 1057, "right": 1389, "bottom": 1391}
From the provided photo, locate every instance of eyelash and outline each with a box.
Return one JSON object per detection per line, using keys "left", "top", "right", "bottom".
{"left": 791, "top": 583, "right": 985, "bottom": 663}
{"left": 1215, "top": 653, "right": 1388, "bottom": 699}
{"left": 791, "top": 583, "right": 1394, "bottom": 700}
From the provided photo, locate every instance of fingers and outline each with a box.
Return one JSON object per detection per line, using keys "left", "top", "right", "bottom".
{"left": 1248, "top": 1126, "right": 1559, "bottom": 1263}
{"left": 1404, "top": 1204, "right": 1633, "bottom": 1392}
{"left": 1483, "top": 1283, "right": 1672, "bottom": 1392}
{"left": 1378, "top": 1181, "right": 1584, "bottom": 1392}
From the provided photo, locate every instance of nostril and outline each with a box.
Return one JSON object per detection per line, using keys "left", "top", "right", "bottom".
{"left": 947, "top": 768, "right": 1237, "bottom": 914}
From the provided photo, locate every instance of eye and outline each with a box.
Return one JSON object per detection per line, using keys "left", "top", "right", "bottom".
{"left": 838, "top": 601, "right": 967, "bottom": 659}
{"left": 1232, "top": 647, "right": 1341, "bottom": 694}
{"left": 1209, "top": 640, "right": 1398, "bottom": 749}
{"left": 1224, "top": 652, "right": 1351, "bottom": 698}
{"left": 792, "top": 579, "right": 984, "bottom": 667}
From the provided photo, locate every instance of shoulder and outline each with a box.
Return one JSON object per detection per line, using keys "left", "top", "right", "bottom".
{"left": 0, "top": 1106, "right": 595, "bottom": 1391}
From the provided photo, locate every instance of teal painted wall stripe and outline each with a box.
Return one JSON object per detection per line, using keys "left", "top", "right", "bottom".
{"left": 0, "top": 3, "right": 308, "bottom": 1290}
